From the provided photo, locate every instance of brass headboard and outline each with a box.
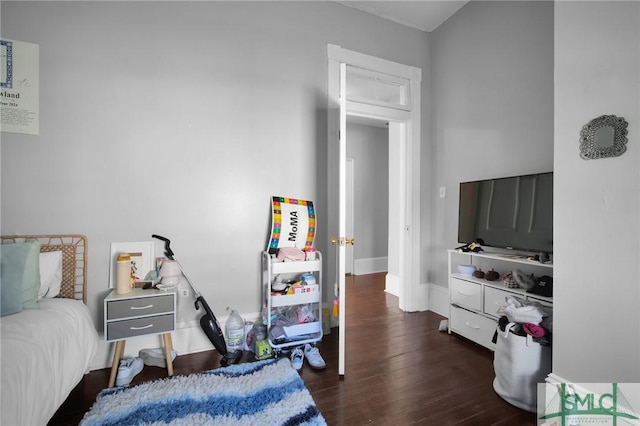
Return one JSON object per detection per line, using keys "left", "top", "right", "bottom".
{"left": 1, "top": 234, "right": 87, "bottom": 304}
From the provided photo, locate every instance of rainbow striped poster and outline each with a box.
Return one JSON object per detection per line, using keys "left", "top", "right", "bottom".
{"left": 267, "top": 196, "right": 315, "bottom": 254}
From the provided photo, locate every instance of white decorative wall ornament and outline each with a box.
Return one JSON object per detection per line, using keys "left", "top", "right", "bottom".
{"left": 579, "top": 115, "right": 628, "bottom": 160}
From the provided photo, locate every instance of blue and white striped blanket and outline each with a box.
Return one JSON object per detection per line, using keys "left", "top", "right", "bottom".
{"left": 80, "top": 358, "right": 326, "bottom": 426}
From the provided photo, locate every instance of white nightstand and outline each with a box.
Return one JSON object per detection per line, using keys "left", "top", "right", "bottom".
{"left": 104, "top": 288, "right": 176, "bottom": 387}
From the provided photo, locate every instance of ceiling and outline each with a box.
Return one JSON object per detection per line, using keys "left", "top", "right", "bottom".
{"left": 333, "top": 1, "right": 469, "bottom": 32}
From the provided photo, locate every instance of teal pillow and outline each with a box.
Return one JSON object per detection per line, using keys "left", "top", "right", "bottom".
{"left": 21, "top": 241, "right": 41, "bottom": 310}
{"left": 0, "top": 241, "right": 40, "bottom": 316}
{"left": 1, "top": 244, "right": 25, "bottom": 316}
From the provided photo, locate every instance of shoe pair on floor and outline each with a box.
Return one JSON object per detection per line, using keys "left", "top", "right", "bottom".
{"left": 139, "top": 347, "right": 177, "bottom": 368}
{"left": 116, "top": 348, "right": 178, "bottom": 386}
{"left": 291, "top": 344, "right": 326, "bottom": 371}
{"left": 116, "top": 358, "right": 144, "bottom": 386}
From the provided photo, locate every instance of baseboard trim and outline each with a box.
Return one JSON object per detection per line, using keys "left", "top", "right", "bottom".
{"left": 384, "top": 278, "right": 448, "bottom": 315}
{"left": 354, "top": 257, "right": 388, "bottom": 275}
{"left": 385, "top": 273, "right": 399, "bottom": 296}
{"left": 545, "top": 373, "right": 598, "bottom": 396}
{"left": 428, "top": 283, "right": 449, "bottom": 317}
{"left": 545, "top": 373, "right": 569, "bottom": 385}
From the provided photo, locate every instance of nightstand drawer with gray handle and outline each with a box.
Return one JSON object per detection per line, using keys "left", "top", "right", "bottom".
{"left": 106, "top": 294, "right": 174, "bottom": 320}
{"left": 106, "top": 313, "right": 175, "bottom": 341}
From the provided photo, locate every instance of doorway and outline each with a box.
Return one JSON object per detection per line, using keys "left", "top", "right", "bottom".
{"left": 327, "top": 44, "right": 424, "bottom": 375}
{"left": 345, "top": 120, "right": 390, "bottom": 278}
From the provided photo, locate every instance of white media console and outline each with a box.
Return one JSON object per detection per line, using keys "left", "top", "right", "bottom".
{"left": 447, "top": 249, "right": 553, "bottom": 350}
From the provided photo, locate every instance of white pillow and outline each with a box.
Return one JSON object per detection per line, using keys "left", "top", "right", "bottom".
{"left": 38, "top": 251, "right": 63, "bottom": 299}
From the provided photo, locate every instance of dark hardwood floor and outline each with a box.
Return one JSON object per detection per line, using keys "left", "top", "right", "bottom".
{"left": 49, "top": 272, "right": 536, "bottom": 425}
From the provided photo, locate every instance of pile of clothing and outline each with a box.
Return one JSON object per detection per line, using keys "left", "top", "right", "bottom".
{"left": 492, "top": 295, "right": 552, "bottom": 346}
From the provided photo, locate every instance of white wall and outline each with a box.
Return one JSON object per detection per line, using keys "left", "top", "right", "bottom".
{"left": 0, "top": 1, "right": 429, "bottom": 359}
{"left": 554, "top": 1, "right": 640, "bottom": 383}
{"left": 346, "top": 123, "right": 389, "bottom": 263}
{"left": 429, "top": 1, "right": 555, "bottom": 290}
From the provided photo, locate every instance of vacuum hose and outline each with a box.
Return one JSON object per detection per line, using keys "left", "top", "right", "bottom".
{"left": 151, "top": 234, "right": 242, "bottom": 366}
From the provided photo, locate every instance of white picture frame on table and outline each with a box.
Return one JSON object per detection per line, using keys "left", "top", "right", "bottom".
{"left": 109, "top": 241, "right": 155, "bottom": 288}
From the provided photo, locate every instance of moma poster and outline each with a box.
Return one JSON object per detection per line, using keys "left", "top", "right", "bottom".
{"left": 267, "top": 196, "right": 316, "bottom": 254}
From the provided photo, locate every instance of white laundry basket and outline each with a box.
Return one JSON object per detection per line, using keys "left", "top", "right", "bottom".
{"left": 492, "top": 323, "right": 552, "bottom": 412}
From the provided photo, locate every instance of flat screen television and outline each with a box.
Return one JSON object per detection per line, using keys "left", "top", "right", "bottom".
{"left": 458, "top": 172, "right": 553, "bottom": 254}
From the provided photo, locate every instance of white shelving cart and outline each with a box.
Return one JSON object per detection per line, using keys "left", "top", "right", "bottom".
{"left": 261, "top": 251, "right": 323, "bottom": 352}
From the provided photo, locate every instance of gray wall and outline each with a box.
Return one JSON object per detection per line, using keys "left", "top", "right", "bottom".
{"left": 429, "top": 1, "right": 554, "bottom": 288}
{"left": 431, "top": 0, "right": 640, "bottom": 384}
{"left": 346, "top": 123, "right": 389, "bottom": 261}
{"left": 554, "top": 1, "right": 640, "bottom": 383}
{"left": 0, "top": 1, "right": 429, "bottom": 331}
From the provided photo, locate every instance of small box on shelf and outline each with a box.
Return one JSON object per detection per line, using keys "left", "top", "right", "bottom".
{"left": 292, "top": 284, "right": 319, "bottom": 294}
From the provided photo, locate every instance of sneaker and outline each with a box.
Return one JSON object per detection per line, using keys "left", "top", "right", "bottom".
{"left": 139, "top": 348, "right": 178, "bottom": 368}
{"left": 303, "top": 344, "right": 326, "bottom": 369}
{"left": 290, "top": 346, "right": 304, "bottom": 371}
{"left": 116, "top": 357, "right": 144, "bottom": 386}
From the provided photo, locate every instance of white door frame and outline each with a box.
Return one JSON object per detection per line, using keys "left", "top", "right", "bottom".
{"left": 327, "top": 45, "right": 425, "bottom": 375}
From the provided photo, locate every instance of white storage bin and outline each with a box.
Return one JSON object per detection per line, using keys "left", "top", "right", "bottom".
{"left": 492, "top": 324, "right": 551, "bottom": 412}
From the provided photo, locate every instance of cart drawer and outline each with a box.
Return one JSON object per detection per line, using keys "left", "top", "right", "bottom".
{"left": 283, "top": 321, "right": 322, "bottom": 337}
{"left": 271, "top": 291, "right": 321, "bottom": 308}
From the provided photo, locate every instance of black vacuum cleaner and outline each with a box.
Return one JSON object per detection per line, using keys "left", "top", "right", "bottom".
{"left": 152, "top": 234, "right": 242, "bottom": 367}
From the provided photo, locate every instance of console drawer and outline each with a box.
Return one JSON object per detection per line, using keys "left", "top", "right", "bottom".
{"left": 450, "top": 277, "right": 482, "bottom": 311}
{"left": 526, "top": 295, "right": 553, "bottom": 308}
{"left": 484, "top": 286, "right": 515, "bottom": 319}
{"left": 450, "top": 305, "right": 496, "bottom": 350}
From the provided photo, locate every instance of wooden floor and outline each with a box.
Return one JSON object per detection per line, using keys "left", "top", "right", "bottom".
{"left": 49, "top": 272, "right": 536, "bottom": 425}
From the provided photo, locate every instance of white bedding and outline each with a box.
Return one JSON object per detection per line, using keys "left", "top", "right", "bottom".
{"left": 1, "top": 298, "right": 99, "bottom": 426}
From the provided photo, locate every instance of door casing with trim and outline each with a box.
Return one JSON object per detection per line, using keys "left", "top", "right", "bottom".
{"left": 327, "top": 44, "right": 424, "bottom": 376}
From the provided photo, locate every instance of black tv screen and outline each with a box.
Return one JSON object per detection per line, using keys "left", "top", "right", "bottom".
{"left": 458, "top": 172, "right": 553, "bottom": 254}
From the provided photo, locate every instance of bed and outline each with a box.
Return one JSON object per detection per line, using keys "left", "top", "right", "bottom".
{"left": 1, "top": 234, "right": 99, "bottom": 426}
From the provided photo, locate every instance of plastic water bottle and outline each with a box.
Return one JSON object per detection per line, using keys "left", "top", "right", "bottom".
{"left": 225, "top": 310, "right": 245, "bottom": 352}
